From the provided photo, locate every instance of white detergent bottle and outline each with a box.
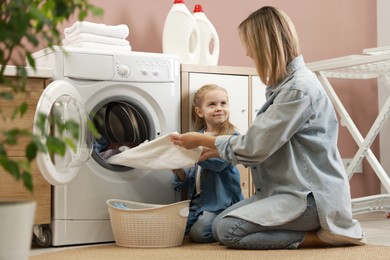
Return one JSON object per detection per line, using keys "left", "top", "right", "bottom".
{"left": 162, "top": 0, "right": 200, "bottom": 64}
{"left": 192, "top": 4, "right": 220, "bottom": 65}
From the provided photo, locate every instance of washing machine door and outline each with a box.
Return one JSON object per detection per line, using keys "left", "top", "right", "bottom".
{"left": 33, "top": 80, "right": 93, "bottom": 185}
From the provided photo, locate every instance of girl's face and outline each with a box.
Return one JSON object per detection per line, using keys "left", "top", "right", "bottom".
{"left": 195, "top": 89, "right": 230, "bottom": 132}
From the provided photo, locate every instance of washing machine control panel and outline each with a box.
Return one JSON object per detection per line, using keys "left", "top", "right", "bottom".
{"left": 33, "top": 48, "right": 179, "bottom": 83}
{"left": 114, "top": 54, "right": 177, "bottom": 82}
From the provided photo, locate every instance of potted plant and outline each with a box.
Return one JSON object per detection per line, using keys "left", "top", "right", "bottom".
{"left": 0, "top": 1, "right": 102, "bottom": 259}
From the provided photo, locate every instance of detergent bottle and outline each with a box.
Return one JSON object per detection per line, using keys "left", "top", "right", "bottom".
{"left": 192, "top": 4, "right": 220, "bottom": 65}
{"left": 162, "top": 0, "right": 200, "bottom": 64}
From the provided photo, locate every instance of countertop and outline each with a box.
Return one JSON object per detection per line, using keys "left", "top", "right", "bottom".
{"left": 2, "top": 65, "right": 53, "bottom": 79}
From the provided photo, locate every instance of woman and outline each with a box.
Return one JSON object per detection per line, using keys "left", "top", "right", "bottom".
{"left": 170, "top": 6, "right": 365, "bottom": 249}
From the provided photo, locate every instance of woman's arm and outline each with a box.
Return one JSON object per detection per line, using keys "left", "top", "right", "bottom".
{"left": 170, "top": 132, "right": 217, "bottom": 150}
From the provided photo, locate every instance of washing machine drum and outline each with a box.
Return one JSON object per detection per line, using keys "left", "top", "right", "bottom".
{"left": 100, "top": 101, "right": 149, "bottom": 148}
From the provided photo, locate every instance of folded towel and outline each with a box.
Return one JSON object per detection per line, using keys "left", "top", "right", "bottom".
{"left": 64, "top": 21, "right": 129, "bottom": 39}
{"left": 106, "top": 132, "right": 202, "bottom": 170}
{"left": 62, "top": 42, "right": 132, "bottom": 51}
{"left": 62, "top": 33, "right": 130, "bottom": 46}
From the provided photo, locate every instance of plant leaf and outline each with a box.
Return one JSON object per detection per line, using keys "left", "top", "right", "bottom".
{"left": 46, "top": 136, "right": 66, "bottom": 156}
{"left": 32, "top": 135, "right": 47, "bottom": 153}
{"left": 65, "top": 120, "right": 79, "bottom": 139}
{"left": 0, "top": 158, "right": 20, "bottom": 180}
{"left": 22, "top": 171, "right": 33, "bottom": 192}
{"left": 64, "top": 137, "right": 76, "bottom": 152}
{"left": 26, "top": 142, "right": 37, "bottom": 162}
{"left": 0, "top": 91, "right": 14, "bottom": 100}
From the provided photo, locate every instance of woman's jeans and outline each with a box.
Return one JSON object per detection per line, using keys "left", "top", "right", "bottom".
{"left": 211, "top": 193, "right": 320, "bottom": 249}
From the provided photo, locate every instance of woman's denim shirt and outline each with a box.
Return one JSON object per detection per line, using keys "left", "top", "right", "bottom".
{"left": 215, "top": 55, "right": 364, "bottom": 245}
{"left": 172, "top": 130, "right": 243, "bottom": 214}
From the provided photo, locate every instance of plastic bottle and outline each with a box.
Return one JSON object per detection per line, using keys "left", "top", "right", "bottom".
{"left": 192, "top": 4, "right": 220, "bottom": 65}
{"left": 162, "top": 0, "right": 200, "bottom": 64}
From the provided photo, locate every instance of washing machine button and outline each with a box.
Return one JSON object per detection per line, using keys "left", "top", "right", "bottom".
{"left": 118, "top": 64, "right": 131, "bottom": 77}
{"left": 141, "top": 69, "right": 148, "bottom": 76}
{"left": 152, "top": 69, "right": 160, "bottom": 76}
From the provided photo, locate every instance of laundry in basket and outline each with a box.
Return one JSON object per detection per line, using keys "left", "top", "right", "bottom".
{"left": 106, "top": 132, "right": 202, "bottom": 170}
{"left": 107, "top": 199, "right": 190, "bottom": 248}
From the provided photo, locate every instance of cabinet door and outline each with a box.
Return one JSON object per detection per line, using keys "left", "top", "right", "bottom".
{"left": 189, "top": 73, "right": 249, "bottom": 134}
{"left": 188, "top": 73, "right": 251, "bottom": 197}
{"left": 251, "top": 76, "right": 267, "bottom": 123}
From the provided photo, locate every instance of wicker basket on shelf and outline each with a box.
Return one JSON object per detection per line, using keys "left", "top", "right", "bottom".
{"left": 107, "top": 199, "right": 190, "bottom": 248}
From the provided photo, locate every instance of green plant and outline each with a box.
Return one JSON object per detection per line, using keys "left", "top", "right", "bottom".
{"left": 0, "top": 0, "right": 103, "bottom": 192}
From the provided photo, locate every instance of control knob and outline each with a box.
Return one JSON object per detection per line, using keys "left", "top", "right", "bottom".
{"left": 118, "top": 64, "right": 130, "bottom": 77}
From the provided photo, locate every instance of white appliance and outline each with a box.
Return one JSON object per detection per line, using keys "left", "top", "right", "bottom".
{"left": 32, "top": 47, "right": 181, "bottom": 246}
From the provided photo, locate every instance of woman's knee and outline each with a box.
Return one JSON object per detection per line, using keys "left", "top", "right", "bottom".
{"left": 214, "top": 217, "right": 242, "bottom": 246}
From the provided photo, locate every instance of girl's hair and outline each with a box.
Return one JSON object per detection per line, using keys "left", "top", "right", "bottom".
{"left": 238, "top": 6, "right": 300, "bottom": 86}
{"left": 192, "top": 84, "right": 236, "bottom": 136}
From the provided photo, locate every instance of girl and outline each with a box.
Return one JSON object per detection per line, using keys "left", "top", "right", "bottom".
{"left": 171, "top": 6, "right": 365, "bottom": 249}
{"left": 172, "top": 84, "right": 243, "bottom": 243}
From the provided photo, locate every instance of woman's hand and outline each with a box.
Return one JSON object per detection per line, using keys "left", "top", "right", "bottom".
{"left": 171, "top": 132, "right": 218, "bottom": 150}
{"left": 170, "top": 132, "right": 203, "bottom": 150}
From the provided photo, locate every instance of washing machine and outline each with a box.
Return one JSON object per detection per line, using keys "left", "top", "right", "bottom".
{"left": 32, "top": 47, "right": 181, "bottom": 246}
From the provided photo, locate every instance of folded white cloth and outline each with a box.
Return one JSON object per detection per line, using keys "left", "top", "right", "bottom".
{"left": 62, "top": 42, "right": 132, "bottom": 51}
{"left": 62, "top": 33, "right": 130, "bottom": 46}
{"left": 106, "top": 132, "right": 202, "bottom": 170}
{"left": 64, "top": 21, "right": 129, "bottom": 39}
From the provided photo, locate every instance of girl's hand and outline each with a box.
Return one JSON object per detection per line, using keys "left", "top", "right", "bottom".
{"left": 172, "top": 168, "right": 185, "bottom": 181}
{"left": 199, "top": 148, "right": 220, "bottom": 161}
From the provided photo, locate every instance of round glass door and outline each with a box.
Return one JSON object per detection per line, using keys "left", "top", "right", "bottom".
{"left": 91, "top": 100, "right": 152, "bottom": 170}
{"left": 34, "top": 80, "right": 93, "bottom": 185}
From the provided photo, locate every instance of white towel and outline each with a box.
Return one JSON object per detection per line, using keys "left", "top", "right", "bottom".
{"left": 64, "top": 21, "right": 129, "bottom": 39}
{"left": 106, "top": 132, "right": 202, "bottom": 170}
{"left": 62, "top": 33, "right": 130, "bottom": 46}
{"left": 62, "top": 42, "right": 132, "bottom": 51}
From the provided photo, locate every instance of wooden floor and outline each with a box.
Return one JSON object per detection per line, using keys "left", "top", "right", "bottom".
{"left": 354, "top": 211, "right": 390, "bottom": 246}
{"left": 30, "top": 211, "right": 390, "bottom": 256}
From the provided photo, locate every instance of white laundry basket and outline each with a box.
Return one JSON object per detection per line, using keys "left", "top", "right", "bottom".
{"left": 107, "top": 199, "right": 190, "bottom": 248}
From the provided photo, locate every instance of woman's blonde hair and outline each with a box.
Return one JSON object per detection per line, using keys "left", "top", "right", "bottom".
{"left": 238, "top": 6, "right": 300, "bottom": 86}
{"left": 192, "top": 84, "right": 236, "bottom": 135}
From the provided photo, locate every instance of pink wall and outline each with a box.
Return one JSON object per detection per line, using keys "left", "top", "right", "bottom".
{"left": 64, "top": 0, "right": 377, "bottom": 66}
{"left": 56, "top": 0, "right": 379, "bottom": 197}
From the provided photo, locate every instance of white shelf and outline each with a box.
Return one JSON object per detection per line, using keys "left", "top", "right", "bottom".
{"left": 1, "top": 65, "right": 53, "bottom": 78}
{"left": 307, "top": 46, "right": 390, "bottom": 215}
{"left": 308, "top": 51, "right": 390, "bottom": 80}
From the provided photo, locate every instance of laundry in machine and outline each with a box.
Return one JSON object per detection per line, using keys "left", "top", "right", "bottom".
{"left": 32, "top": 46, "right": 181, "bottom": 246}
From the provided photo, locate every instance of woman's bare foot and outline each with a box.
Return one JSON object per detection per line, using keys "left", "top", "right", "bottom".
{"left": 298, "top": 231, "right": 330, "bottom": 248}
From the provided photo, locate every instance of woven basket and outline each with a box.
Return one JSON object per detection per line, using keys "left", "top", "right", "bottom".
{"left": 107, "top": 199, "right": 190, "bottom": 248}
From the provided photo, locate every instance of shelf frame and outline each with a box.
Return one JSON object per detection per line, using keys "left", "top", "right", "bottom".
{"left": 308, "top": 48, "right": 390, "bottom": 215}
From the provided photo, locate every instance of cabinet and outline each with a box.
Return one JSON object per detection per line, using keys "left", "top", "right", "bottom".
{"left": 188, "top": 71, "right": 249, "bottom": 134}
{"left": 251, "top": 76, "right": 267, "bottom": 121}
{"left": 0, "top": 76, "right": 51, "bottom": 225}
{"left": 181, "top": 64, "right": 267, "bottom": 198}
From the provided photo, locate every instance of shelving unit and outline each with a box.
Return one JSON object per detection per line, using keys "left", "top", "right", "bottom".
{"left": 307, "top": 47, "right": 390, "bottom": 215}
